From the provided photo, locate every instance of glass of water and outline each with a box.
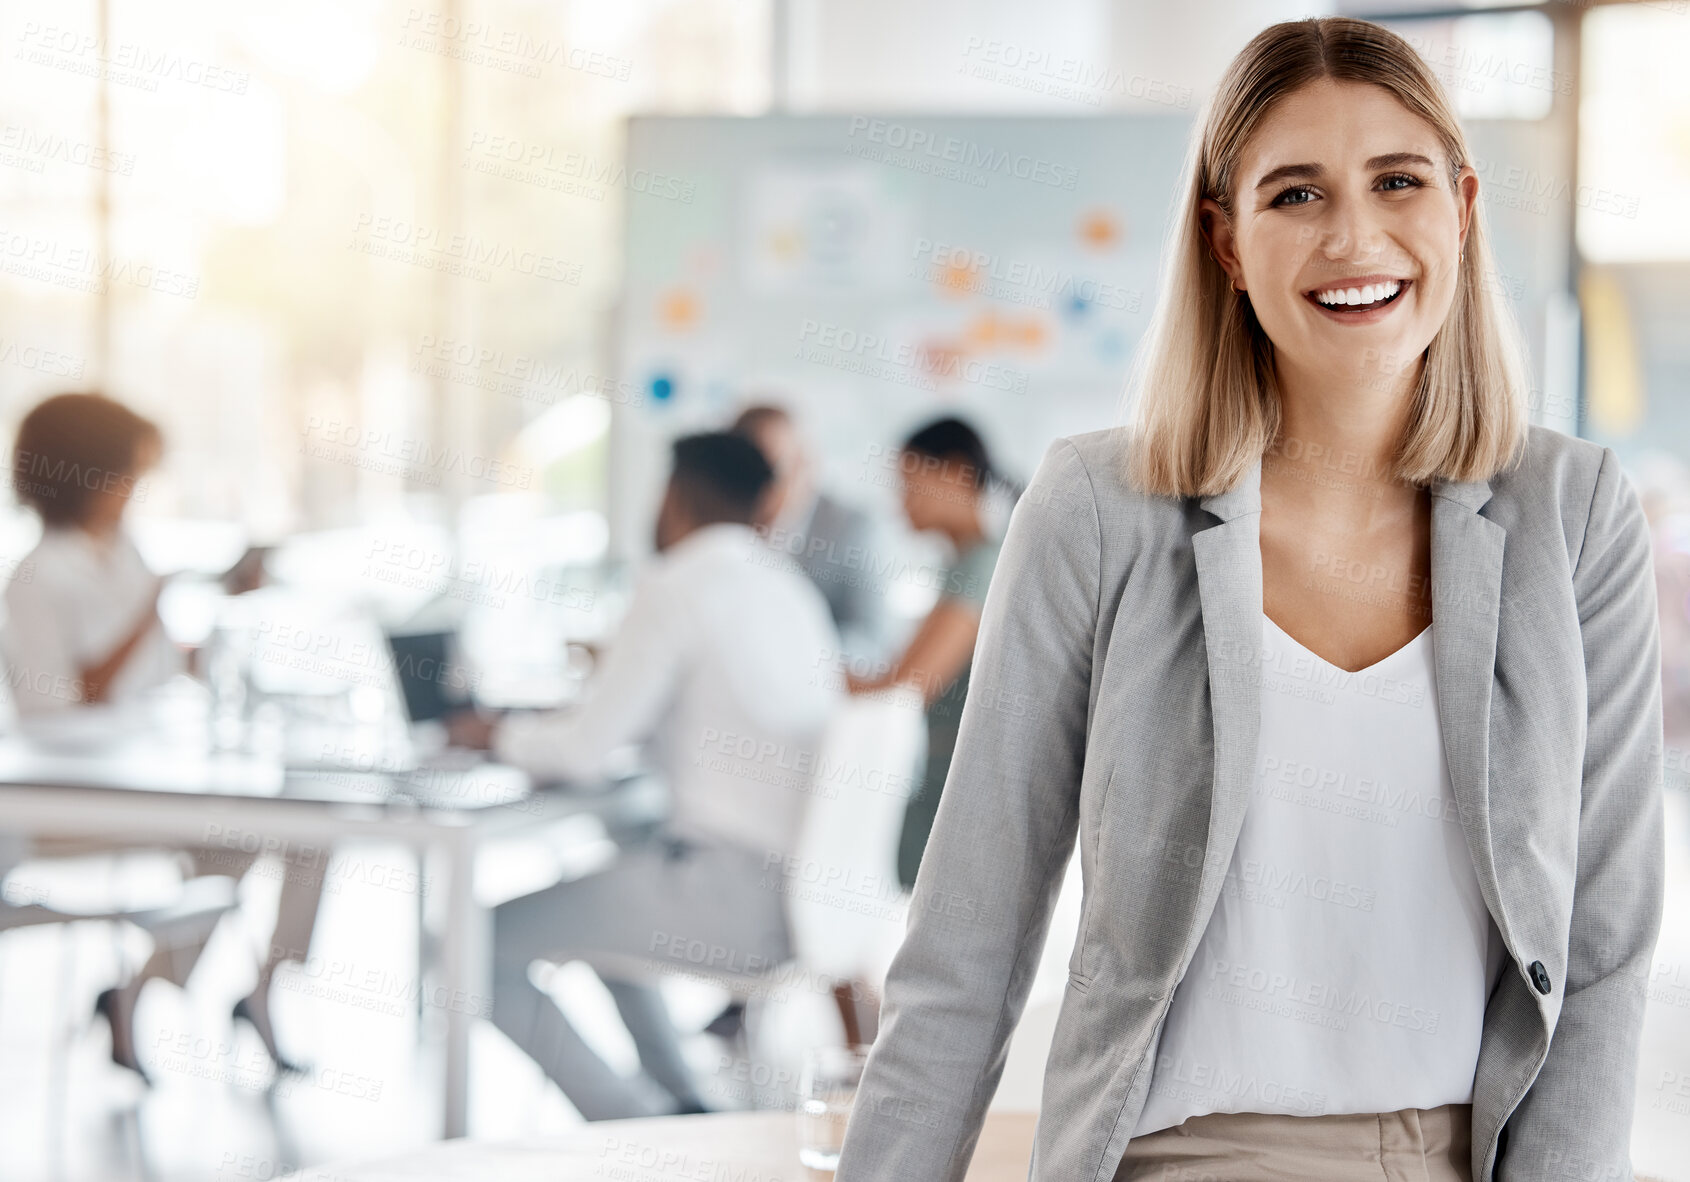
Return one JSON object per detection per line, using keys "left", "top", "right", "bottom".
{"left": 797, "top": 1044, "right": 869, "bottom": 1173}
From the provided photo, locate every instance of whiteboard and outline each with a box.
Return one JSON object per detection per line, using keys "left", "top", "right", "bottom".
{"left": 611, "top": 112, "right": 1192, "bottom": 562}
{"left": 610, "top": 113, "right": 1563, "bottom": 564}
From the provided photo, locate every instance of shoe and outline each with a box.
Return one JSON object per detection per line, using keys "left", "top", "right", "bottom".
{"left": 232, "top": 996, "right": 306, "bottom": 1075}
{"left": 92, "top": 988, "right": 152, "bottom": 1087}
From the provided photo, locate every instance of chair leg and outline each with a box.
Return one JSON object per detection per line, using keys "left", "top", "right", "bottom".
{"left": 833, "top": 982, "right": 861, "bottom": 1047}
{"left": 832, "top": 980, "right": 881, "bottom": 1046}
{"left": 858, "top": 984, "right": 880, "bottom": 1043}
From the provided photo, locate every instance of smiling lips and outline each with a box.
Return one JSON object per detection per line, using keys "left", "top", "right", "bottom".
{"left": 1304, "top": 276, "right": 1410, "bottom": 317}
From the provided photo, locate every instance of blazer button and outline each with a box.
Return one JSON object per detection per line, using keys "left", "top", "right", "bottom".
{"left": 1528, "top": 960, "right": 1552, "bottom": 995}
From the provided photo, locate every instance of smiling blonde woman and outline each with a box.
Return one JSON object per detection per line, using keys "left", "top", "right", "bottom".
{"left": 833, "top": 16, "right": 1663, "bottom": 1182}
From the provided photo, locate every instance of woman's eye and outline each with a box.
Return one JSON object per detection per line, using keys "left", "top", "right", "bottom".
{"left": 1379, "top": 173, "right": 1424, "bottom": 192}
{"left": 1272, "top": 186, "right": 1317, "bottom": 207}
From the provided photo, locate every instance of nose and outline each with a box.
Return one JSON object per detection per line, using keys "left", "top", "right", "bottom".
{"left": 1312, "top": 197, "right": 1393, "bottom": 268}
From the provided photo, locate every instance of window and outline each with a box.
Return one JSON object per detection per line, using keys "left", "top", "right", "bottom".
{"left": 0, "top": 0, "right": 770, "bottom": 547}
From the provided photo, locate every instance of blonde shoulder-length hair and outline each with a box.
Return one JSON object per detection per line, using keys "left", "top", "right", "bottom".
{"left": 1121, "top": 16, "right": 1530, "bottom": 499}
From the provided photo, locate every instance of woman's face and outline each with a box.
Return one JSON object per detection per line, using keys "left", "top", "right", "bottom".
{"left": 1201, "top": 78, "right": 1478, "bottom": 389}
{"left": 85, "top": 434, "right": 160, "bottom": 532}
{"left": 898, "top": 452, "right": 973, "bottom": 532}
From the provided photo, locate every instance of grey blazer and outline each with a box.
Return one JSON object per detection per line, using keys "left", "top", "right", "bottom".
{"left": 834, "top": 423, "right": 1665, "bottom": 1182}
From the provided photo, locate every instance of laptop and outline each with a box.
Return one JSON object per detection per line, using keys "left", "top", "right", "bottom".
{"left": 385, "top": 630, "right": 472, "bottom": 723}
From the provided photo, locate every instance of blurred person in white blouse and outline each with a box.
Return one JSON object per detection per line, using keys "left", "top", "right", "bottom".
{"left": 0, "top": 393, "right": 323, "bottom": 1083}
{"left": 449, "top": 431, "right": 843, "bottom": 1119}
{"left": 2, "top": 393, "right": 176, "bottom": 714}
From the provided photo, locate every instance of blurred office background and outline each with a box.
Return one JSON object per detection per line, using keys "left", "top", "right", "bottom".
{"left": 0, "top": 0, "right": 1686, "bottom": 1179}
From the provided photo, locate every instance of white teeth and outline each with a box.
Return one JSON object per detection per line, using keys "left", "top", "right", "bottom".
{"left": 1315, "top": 280, "right": 1401, "bottom": 308}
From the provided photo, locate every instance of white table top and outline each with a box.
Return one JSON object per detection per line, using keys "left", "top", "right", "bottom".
{"left": 304, "top": 1111, "right": 1038, "bottom": 1181}
{"left": 0, "top": 719, "right": 534, "bottom": 813}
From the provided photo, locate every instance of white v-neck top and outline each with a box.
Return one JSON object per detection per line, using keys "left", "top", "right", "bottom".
{"left": 1133, "top": 612, "right": 1508, "bottom": 1136}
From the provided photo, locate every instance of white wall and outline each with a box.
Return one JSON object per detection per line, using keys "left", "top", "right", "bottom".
{"left": 1110, "top": 0, "right": 1333, "bottom": 113}
{"left": 782, "top": 0, "right": 1333, "bottom": 114}
{"left": 784, "top": 0, "right": 1110, "bottom": 111}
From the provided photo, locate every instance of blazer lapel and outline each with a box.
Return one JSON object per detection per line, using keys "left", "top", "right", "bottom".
{"left": 1190, "top": 455, "right": 1265, "bottom": 932}
{"left": 1189, "top": 458, "right": 1510, "bottom": 954}
{"left": 1428, "top": 474, "right": 1509, "bottom": 945}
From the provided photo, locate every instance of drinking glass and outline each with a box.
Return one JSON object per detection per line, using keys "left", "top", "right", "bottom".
{"left": 797, "top": 1044, "right": 869, "bottom": 1173}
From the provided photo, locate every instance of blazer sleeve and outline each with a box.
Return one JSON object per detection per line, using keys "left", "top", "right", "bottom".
{"left": 1498, "top": 446, "right": 1666, "bottom": 1180}
{"left": 834, "top": 437, "right": 1101, "bottom": 1181}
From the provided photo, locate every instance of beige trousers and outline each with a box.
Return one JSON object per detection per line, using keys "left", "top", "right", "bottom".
{"left": 1113, "top": 1103, "right": 1473, "bottom": 1182}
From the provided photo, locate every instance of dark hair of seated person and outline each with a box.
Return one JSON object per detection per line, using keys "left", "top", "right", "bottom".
{"left": 11, "top": 392, "right": 162, "bottom": 528}
{"left": 668, "top": 431, "right": 774, "bottom": 526}
{"left": 902, "top": 415, "right": 996, "bottom": 488}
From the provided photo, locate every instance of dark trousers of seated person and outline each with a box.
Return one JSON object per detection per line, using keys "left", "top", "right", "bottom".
{"left": 490, "top": 831, "right": 789, "bottom": 1120}
{"left": 898, "top": 660, "right": 970, "bottom": 890}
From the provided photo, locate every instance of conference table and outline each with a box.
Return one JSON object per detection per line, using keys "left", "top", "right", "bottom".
{"left": 301, "top": 1110, "right": 1039, "bottom": 1180}
{"left": 0, "top": 702, "right": 657, "bottom": 1139}
{"left": 296, "top": 1111, "right": 1689, "bottom": 1182}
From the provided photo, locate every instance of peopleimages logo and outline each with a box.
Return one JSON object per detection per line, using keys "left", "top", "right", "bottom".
{"left": 0, "top": 124, "right": 136, "bottom": 175}
{"left": 0, "top": 336, "right": 84, "bottom": 378}
{"left": 349, "top": 213, "right": 583, "bottom": 285}
{"left": 911, "top": 239, "right": 1139, "bottom": 311}
{"left": 300, "top": 417, "right": 534, "bottom": 490}
{"left": 16, "top": 22, "right": 251, "bottom": 94}
{"left": 464, "top": 131, "right": 694, "bottom": 203}
{"left": 845, "top": 117, "right": 1079, "bottom": 191}
{"left": 958, "top": 38, "right": 1193, "bottom": 109}
{"left": 398, "top": 8, "right": 633, "bottom": 81}
{"left": 0, "top": 229, "right": 199, "bottom": 298}
{"left": 796, "top": 319, "right": 1028, "bottom": 394}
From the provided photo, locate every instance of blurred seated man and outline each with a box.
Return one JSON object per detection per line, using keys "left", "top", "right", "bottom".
{"left": 448, "top": 431, "right": 842, "bottom": 1118}
{"left": 731, "top": 403, "right": 883, "bottom": 663}
{"left": 0, "top": 393, "right": 322, "bottom": 1080}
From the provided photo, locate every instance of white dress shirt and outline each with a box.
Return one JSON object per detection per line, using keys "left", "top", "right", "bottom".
{"left": 1134, "top": 611, "right": 1507, "bottom": 1135}
{"left": 494, "top": 522, "right": 843, "bottom": 858}
{"left": 0, "top": 526, "right": 181, "bottom": 714}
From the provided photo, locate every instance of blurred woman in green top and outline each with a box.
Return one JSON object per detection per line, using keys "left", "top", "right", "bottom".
{"left": 846, "top": 417, "right": 1017, "bottom": 888}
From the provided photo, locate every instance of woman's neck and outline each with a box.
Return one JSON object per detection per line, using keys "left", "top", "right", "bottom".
{"left": 943, "top": 510, "right": 986, "bottom": 551}
{"left": 1276, "top": 351, "right": 1418, "bottom": 459}
{"left": 76, "top": 518, "right": 122, "bottom": 546}
{"left": 1266, "top": 357, "right": 1425, "bottom": 527}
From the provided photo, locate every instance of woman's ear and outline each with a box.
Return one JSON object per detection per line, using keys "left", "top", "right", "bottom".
{"left": 1198, "top": 197, "right": 1245, "bottom": 292}
{"left": 1453, "top": 164, "right": 1479, "bottom": 254}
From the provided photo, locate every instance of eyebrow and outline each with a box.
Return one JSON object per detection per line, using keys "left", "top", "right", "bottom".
{"left": 1254, "top": 152, "right": 1439, "bottom": 190}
